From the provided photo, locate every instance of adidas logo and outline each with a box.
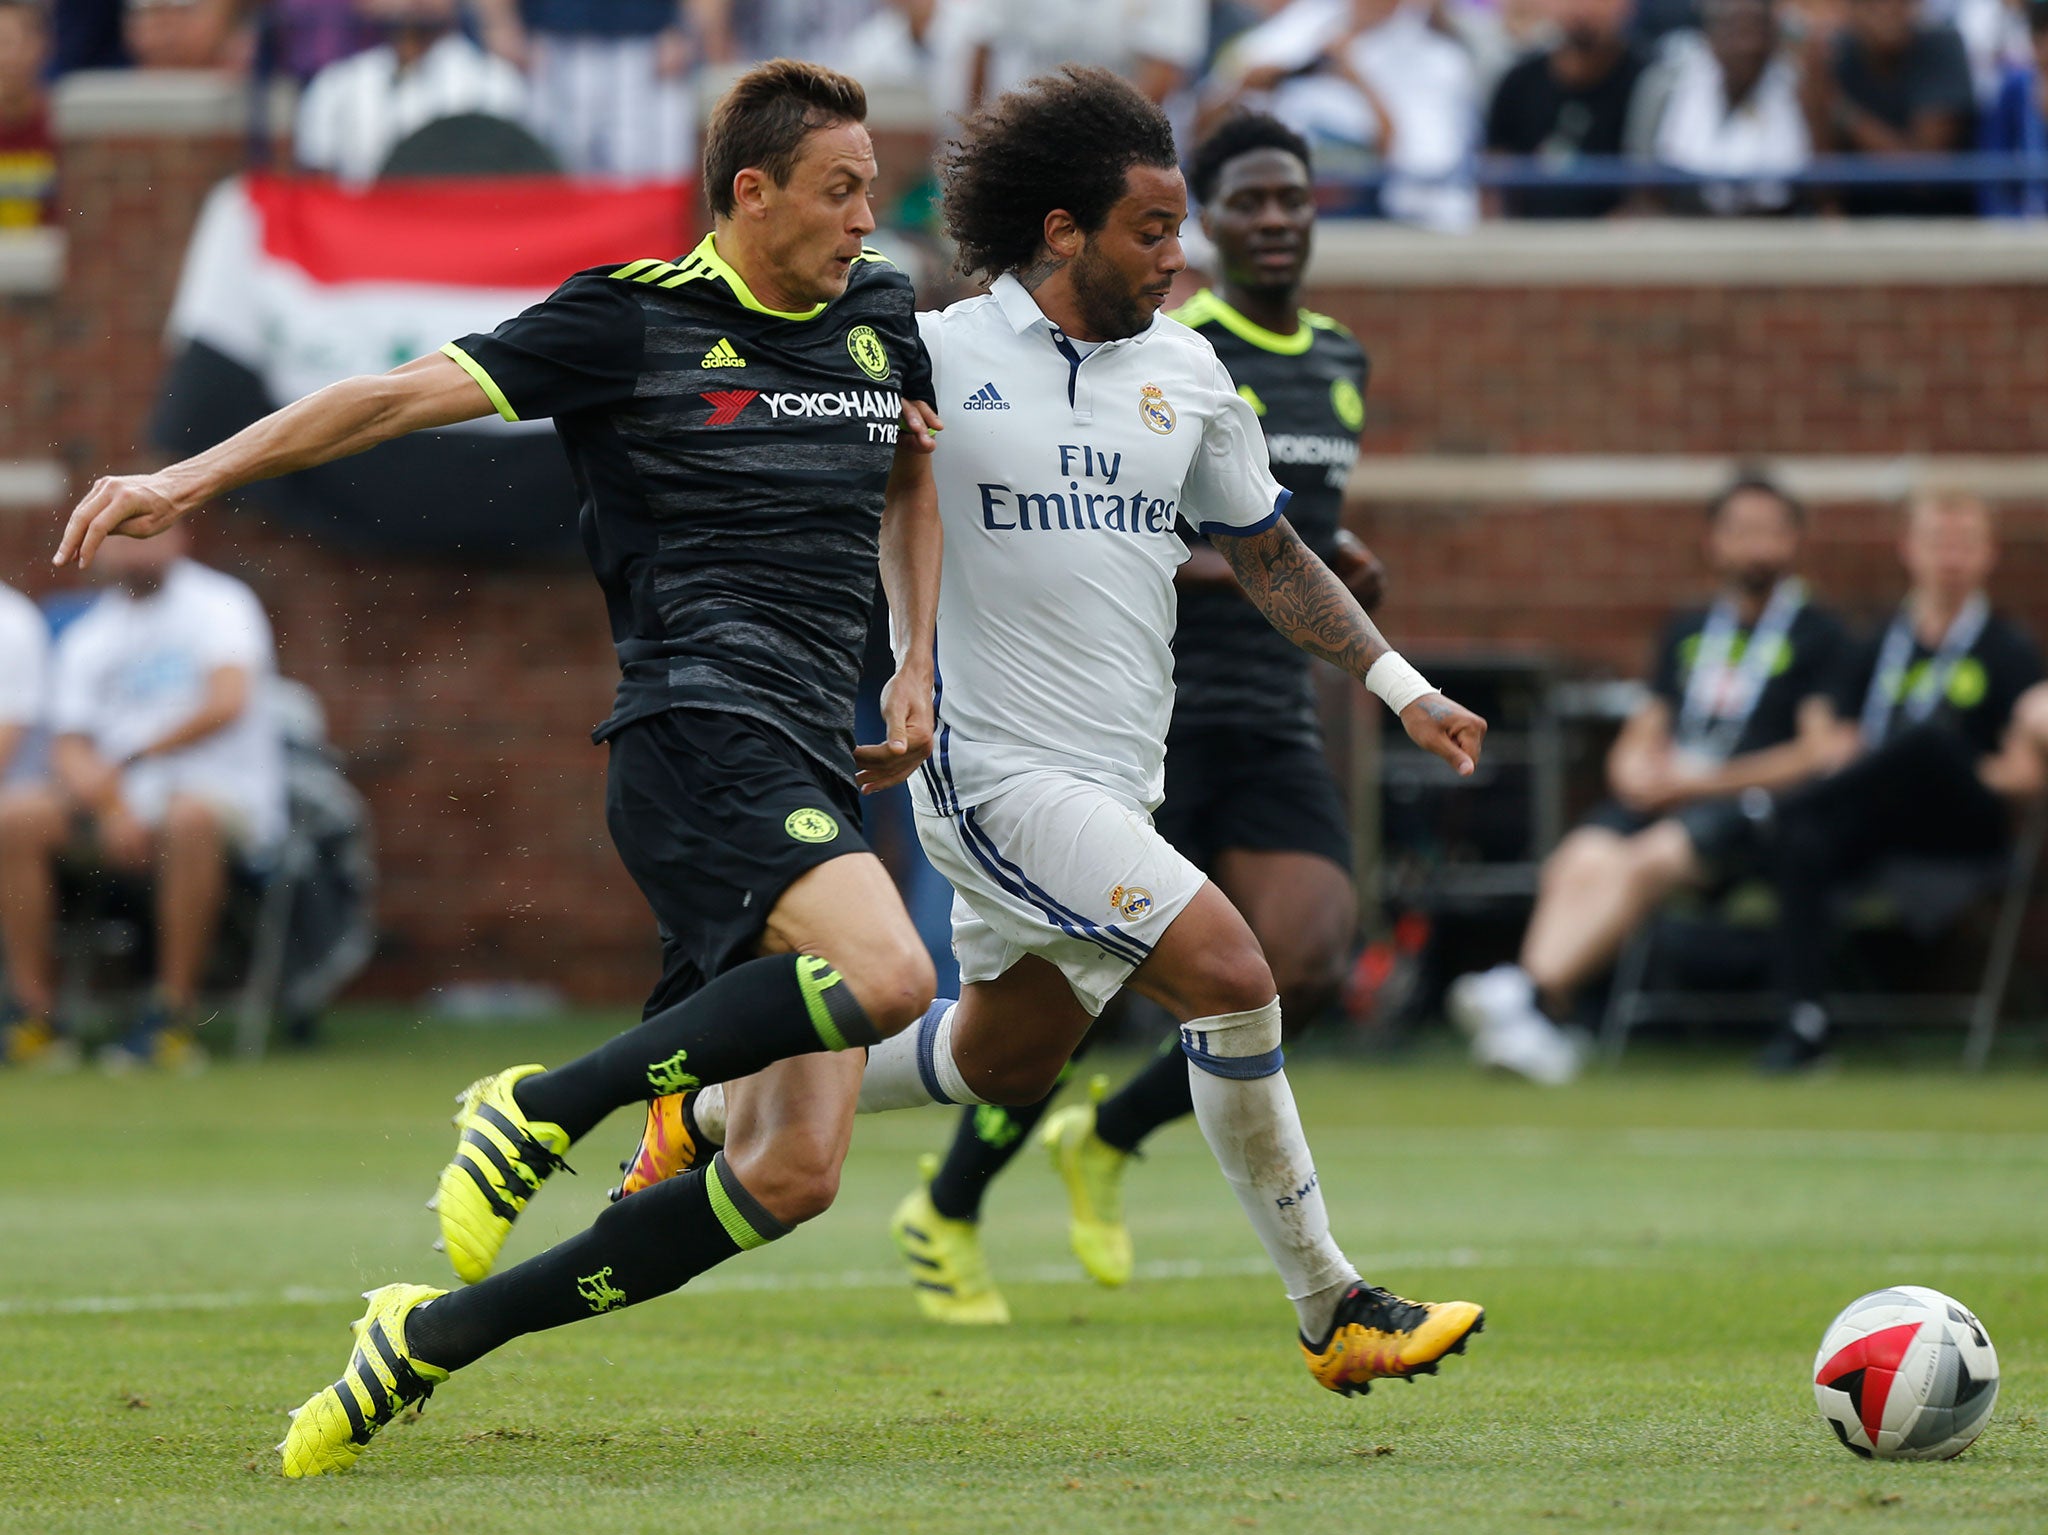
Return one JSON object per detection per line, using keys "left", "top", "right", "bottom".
{"left": 701, "top": 338, "right": 747, "bottom": 369}
{"left": 962, "top": 382, "right": 1010, "bottom": 411}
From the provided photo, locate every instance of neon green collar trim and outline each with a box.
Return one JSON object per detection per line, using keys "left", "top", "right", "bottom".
{"left": 693, "top": 232, "right": 828, "bottom": 322}
{"left": 1182, "top": 289, "right": 1313, "bottom": 355}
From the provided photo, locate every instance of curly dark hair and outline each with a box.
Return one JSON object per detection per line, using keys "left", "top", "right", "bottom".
{"left": 1189, "top": 113, "right": 1313, "bottom": 205}
{"left": 940, "top": 67, "right": 1179, "bottom": 281}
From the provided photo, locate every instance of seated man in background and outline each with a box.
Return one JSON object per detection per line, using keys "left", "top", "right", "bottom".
{"left": 0, "top": 576, "right": 52, "bottom": 1066}
{"left": 295, "top": 0, "right": 527, "bottom": 184}
{"left": 1484, "top": 0, "right": 1648, "bottom": 218}
{"left": 1760, "top": 491, "right": 2046, "bottom": 1071}
{"left": 1450, "top": 473, "right": 1848, "bottom": 1081}
{"left": 1633, "top": 0, "right": 1812, "bottom": 215}
{"left": 0, "top": 524, "right": 284, "bottom": 1073}
{"left": 1804, "top": 0, "right": 1976, "bottom": 215}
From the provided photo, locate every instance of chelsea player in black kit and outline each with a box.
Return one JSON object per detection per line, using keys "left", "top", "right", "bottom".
{"left": 885, "top": 115, "right": 1391, "bottom": 1321}
{"left": 58, "top": 62, "right": 952, "bottom": 1473}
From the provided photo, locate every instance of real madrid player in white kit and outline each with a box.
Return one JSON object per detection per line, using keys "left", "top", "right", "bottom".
{"left": 880, "top": 72, "right": 1488, "bottom": 1394}
{"left": 622, "top": 70, "right": 1489, "bottom": 1396}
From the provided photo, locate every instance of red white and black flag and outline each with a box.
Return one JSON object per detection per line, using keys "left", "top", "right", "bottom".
{"left": 154, "top": 173, "right": 691, "bottom": 559}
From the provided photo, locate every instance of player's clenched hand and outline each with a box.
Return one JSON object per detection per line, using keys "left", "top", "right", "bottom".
{"left": 1399, "top": 692, "right": 1486, "bottom": 778}
{"left": 899, "top": 400, "right": 943, "bottom": 455}
{"left": 855, "top": 666, "right": 936, "bottom": 793}
{"left": 55, "top": 474, "right": 185, "bottom": 570}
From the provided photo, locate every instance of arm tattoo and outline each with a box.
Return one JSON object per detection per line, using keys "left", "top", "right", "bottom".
{"left": 1213, "top": 519, "right": 1391, "bottom": 682}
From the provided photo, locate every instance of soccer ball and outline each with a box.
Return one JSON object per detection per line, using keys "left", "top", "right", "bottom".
{"left": 1813, "top": 1286, "right": 1998, "bottom": 1460}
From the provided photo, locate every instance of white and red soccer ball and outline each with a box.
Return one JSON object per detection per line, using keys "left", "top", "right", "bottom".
{"left": 1813, "top": 1286, "right": 1999, "bottom": 1461}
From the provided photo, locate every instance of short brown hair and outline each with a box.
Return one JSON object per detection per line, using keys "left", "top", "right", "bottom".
{"left": 702, "top": 59, "right": 867, "bottom": 219}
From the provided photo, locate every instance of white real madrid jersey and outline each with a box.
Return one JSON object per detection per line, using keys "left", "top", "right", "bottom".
{"left": 911, "top": 274, "right": 1288, "bottom": 815}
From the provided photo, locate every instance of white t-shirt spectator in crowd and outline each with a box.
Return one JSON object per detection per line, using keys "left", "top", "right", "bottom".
{"left": 1638, "top": 30, "right": 1811, "bottom": 212}
{"left": 834, "top": 0, "right": 976, "bottom": 122}
{"left": 0, "top": 582, "right": 48, "bottom": 741}
{"left": 1220, "top": 0, "right": 1479, "bottom": 230}
{"left": 962, "top": 0, "right": 1207, "bottom": 100}
{"left": 295, "top": 29, "right": 528, "bottom": 183}
{"left": 51, "top": 560, "right": 286, "bottom": 853}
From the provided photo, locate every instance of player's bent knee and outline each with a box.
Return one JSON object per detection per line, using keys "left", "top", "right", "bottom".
{"left": 840, "top": 942, "right": 937, "bottom": 1039}
{"left": 974, "top": 1050, "right": 1067, "bottom": 1107}
{"left": 724, "top": 1139, "right": 845, "bottom": 1227}
{"left": 1182, "top": 946, "right": 1278, "bottom": 1021}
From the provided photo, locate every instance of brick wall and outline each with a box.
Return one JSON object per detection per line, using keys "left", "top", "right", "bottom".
{"left": 13, "top": 97, "right": 2048, "bottom": 1000}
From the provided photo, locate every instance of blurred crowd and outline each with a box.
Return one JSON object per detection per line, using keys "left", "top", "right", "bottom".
{"left": 0, "top": 0, "right": 2041, "bottom": 226}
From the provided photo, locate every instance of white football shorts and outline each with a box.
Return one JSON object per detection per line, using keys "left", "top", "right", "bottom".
{"left": 915, "top": 771, "right": 1206, "bottom": 1016}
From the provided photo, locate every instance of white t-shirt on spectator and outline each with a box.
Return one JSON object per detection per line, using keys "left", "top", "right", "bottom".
{"left": 961, "top": 0, "right": 1207, "bottom": 98}
{"left": 0, "top": 581, "right": 48, "bottom": 732}
{"left": 1223, "top": 0, "right": 1478, "bottom": 230}
{"left": 52, "top": 560, "right": 286, "bottom": 852}
{"left": 1644, "top": 33, "right": 1810, "bottom": 213}
{"left": 835, "top": 0, "right": 976, "bottom": 121}
{"left": 296, "top": 31, "right": 529, "bottom": 184}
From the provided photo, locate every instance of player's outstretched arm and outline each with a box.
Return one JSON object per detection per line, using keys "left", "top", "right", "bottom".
{"left": 55, "top": 352, "right": 498, "bottom": 569}
{"left": 856, "top": 433, "right": 943, "bottom": 794}
{"left": 1214, "top": 517, "right": 1486, "bottom": 777}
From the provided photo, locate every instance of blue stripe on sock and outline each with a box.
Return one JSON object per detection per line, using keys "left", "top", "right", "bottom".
{"left": 1181, "top": 1040, "right": 1286, "bottom": 1080}
{"left": 914, "top": 1001, "right": 956, "bottom": 1105}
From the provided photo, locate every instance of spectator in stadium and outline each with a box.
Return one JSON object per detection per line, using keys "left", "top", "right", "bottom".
{"left": 1759, "top": 491, "right": 2046, "bottom": 1072}
{"left": 0, "top": 579, "right": 53, "bottom": 1068}
{"left": 0, "top": 525, "right": 284, "bottom": 1074}
{"left": 1484, "top": 0, "right": 1650, "bottom": 216}
{"left": 122, "top": 0, "right": 248, "bottom": 70}
{"left": 1448, "top": 474, "right": 1849, "bottom": 1083}
{"left": 960, "top": 0, "right": 1207, "bottom": 111}
{"left": 0, "top": 0, "right": 56, "bottom": 229}
{"left": 1202, "top": 0, "right": 1480, "bottom": 228}
{"left": 833, "top": 0, "right": 974, "bottom": 121}
{"left": 1803, "top": 0, "right": 1977, "bottom": 214}
{"left": 1632, "top": 0, "right": 1813, "bottom": 212}
{"left": 295, "top": 0, "right": 527, "bottom": 184}
{"left": 1979, "top": 0, "right": 2048, "bottom": 215}
{"left": 471, "top": 0, "right": 724, "bottom": 180}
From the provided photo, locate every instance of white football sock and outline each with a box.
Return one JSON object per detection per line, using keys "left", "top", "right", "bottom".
{"left": 856, "top": 999, "right": 985, "bottom": 1113}
{"left": 1182, "top": 997, "right": 1358, "bottom": 1339}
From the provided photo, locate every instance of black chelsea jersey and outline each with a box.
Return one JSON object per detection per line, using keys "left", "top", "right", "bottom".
{"left": 446, "top": 234, "right": 934, "bottom": 783}
{"left": 1166, "top": 291, "right": 1370, "bottom": 744}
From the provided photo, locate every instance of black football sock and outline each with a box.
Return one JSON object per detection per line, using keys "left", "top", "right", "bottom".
{"left": 405, "top": 1150, "right": 788, "bottom": 1373}
{"left": 1092, "top": 1036, "right": 1194, "bottom": 1154}
{"left": 927, "top": 1035, "right": 1095, "bottom": 1222}
{"left": 928, "top": 1098, "right": 1055, "bottom": 1222}
{"left": 514, "top": 954, "right": 876, "bottom": 1142}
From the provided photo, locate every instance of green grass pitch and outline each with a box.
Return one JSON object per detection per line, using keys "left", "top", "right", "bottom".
{"left": 2, "top": 1011, "right": 2045, "bottom": 1534}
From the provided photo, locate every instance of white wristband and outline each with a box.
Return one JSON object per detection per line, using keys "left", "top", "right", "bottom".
{"left": 1365, "top": 651, "right": 1435, "bottom": 715}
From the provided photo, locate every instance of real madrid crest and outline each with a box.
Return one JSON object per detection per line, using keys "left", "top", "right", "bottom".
{"left": 1139, "top": 383, "right": 1176, "bottom": 435}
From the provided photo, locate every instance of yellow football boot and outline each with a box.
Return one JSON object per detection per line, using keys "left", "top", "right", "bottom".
{"left": 1301, "top": 1283, "right": 1485, "bottom": 1397}
{"left": 889, "top": 1155, "right": 1011, "bottom": 1325}
{"left": 433, "top": 1065, "right": 570, "bottom": 1283}
{"left": 0, "top": 1012, "right": 79, "bottom": 1073}
{"left": 1040, "top": 1086, "right": 1133, "bottom": 1287}
{"left": 279, "top": 1283, "right": 450, "bottom": 1477}
{"left": 607, "top": 1090, "right": 705, "bottom": 1203}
